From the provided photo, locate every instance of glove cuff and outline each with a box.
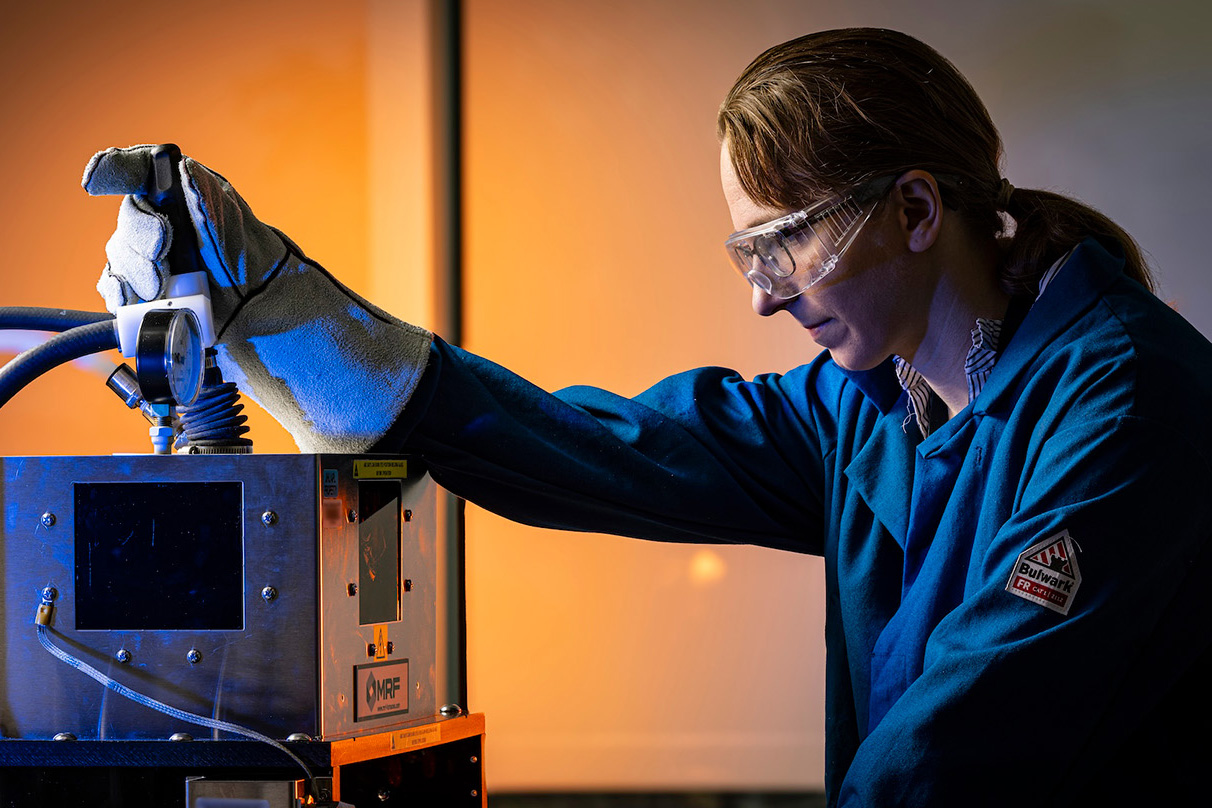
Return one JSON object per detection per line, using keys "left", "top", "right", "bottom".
{"left": 215, "top": 261, "right": 434, "bottom": 454}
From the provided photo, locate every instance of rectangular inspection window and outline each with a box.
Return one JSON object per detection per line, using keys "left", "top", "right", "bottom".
{"left": 74, "top": 482, "right": 244, "bottom": 631}
{"left": 358, "top": 479, "right": 402, "bottom": 625}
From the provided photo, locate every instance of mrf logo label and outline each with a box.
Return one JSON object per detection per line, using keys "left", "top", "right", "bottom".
{"left": 354, "top": 659, "right": 410, "bottom": 722}
{"left": 1006, "top": 530, "right": 1082, "bottom": 616}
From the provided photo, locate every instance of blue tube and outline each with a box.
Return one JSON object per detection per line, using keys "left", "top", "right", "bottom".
{"left": 0, "top": 306, "right": 113, "bottom": 332}
{"left": 0, "top": 320, "right": 118, "bottom": 410}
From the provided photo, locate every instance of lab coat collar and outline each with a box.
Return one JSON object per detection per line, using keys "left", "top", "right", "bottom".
{"left": 837, "top": 237, "right": 1126, "bottom": 419}
{"left": 973, "top": 237, "right": 1126, "bottom": 416}
{"left": 844, "top": 402, "right": 918, "bottom": 548}
{"left": 837, "top": 357, "right": 905, "bottom": 415}
{"left": 836, "top": 237, "right": 1126, "bottom": 551}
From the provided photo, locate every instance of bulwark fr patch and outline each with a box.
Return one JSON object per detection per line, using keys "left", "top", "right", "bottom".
{"left": 1006, "top": 530, "right": 1082, "bottom": 616}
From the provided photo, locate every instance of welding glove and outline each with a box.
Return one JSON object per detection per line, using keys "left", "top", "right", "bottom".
{"left": 83, "top": 145, "right": 433, "bottom": 453}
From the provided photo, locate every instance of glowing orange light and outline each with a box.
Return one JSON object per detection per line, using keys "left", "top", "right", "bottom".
{"left": 689, "top": 548, "right": 727, "bottom": 586}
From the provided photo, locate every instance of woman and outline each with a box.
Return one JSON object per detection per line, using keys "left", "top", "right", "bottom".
{"left": 85, "top": 28, "right": 1210, "bottom": 806}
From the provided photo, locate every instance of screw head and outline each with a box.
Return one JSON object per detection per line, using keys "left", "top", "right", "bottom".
{"left": 115, "top": 649, "right": 131, "bottom": 664}
{"left": 261, "top": 586, "right": 278, "bottom": 602}
{"left": 261, "top": 510, "right": 278, "bottom": 526}
{"left": 52, "top": 732, "right": 76, "bottom": 742}
{"left": 40, "top": 512, "right": 56, "bottom": 528}
{"left": 41, "top": 586, "right": 58, "bottom": 602}
{"left": 186, "top": 648, "right": 202, "bottom": 664}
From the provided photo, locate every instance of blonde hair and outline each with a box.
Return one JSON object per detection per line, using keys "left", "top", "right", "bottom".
{"left": 717, "top": 28, "right": 1153, "bottom": 294}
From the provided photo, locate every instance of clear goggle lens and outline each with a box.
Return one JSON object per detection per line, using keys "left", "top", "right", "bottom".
{"left": 725, "top": 178, "right": 892, "bottom": 299}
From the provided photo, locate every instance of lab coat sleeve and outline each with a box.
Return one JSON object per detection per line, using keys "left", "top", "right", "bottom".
{"left": 386, "top": 338, "right": 830, "bottom": 552}
{"left": 839, "top": 414, "right": 1212, "bottom": 805}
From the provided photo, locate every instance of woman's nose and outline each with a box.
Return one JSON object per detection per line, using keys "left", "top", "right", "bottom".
{"left": 751, "top": 282, "right": 787, "bottom": 317}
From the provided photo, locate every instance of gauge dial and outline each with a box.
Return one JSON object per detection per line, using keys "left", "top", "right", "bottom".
{"left": 135, "top": 309, "right": 204, "bottom": 407}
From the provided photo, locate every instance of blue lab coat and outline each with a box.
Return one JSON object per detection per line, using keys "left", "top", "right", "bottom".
{"left": 387, "top": 237, "right": 1212, "bottom": 805}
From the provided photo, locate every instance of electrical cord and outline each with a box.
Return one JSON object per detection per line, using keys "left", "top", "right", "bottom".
{"left": 34, "top": 607, "right": 319, "bottom": 801}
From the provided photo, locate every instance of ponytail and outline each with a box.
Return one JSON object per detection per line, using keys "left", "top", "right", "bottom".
{"left": 1000, "top": 188, "right": 1154, "bottom": 296}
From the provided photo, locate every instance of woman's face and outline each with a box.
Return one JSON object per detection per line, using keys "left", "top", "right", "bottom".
{"left": 720, "top": 147, "right": 930, "bottom": 371}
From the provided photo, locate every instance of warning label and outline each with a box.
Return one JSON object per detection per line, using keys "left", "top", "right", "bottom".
{"left": 354, "top": 460, "right": 408, "bottom": 479}
{"left": 1006, "top": 530, "right": 1082, "bottom": 616}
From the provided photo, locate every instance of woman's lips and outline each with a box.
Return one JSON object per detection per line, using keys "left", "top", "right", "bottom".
{"left": 804, "top": 317, "right": 831, "bottom": 338}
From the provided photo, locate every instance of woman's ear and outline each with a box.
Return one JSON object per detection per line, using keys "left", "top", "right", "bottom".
{"left": 892, "top": 170, "right": 943, "bottom": 253}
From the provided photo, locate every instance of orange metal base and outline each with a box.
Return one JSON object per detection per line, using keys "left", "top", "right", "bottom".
{"left": 329, "top": 713, "right": 486, "bottom": 806}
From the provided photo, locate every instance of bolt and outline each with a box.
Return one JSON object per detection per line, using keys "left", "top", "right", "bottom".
{"left": 347, "top": 509, "right": 358, "bottom": 523}
{"left": 52, "top": 732, "right": 76, "bottom": 742}
{"left": 261, "top": 586, "right": 278, "bottom": 602}
{"left": 378, "top": 789, "right": 390, "bottom": 802}
{"left": 261, "top": 510, "right": 278, "bottom": 526}
{"left": 186, "top": 648, "right": 202, "bottom": 664}
{"left": 169, "top": 732, "right": 193, "bottom": 742}
{"left": 115, "top": 649, "right": 131, "bottom": 664}
{"left": 470, "top": 755, "right": 479, "bottom": 764}
{"left": 347, "top": 582, "right": 358, "bottom": 596}
{"left": 367, "top": 643, "right": 376, "bottom": 658}
{"left": 286, "top": 733, "right": 312, "bottom": 742}
{"left": 41, "top": 586, "right": 58, "bottom": 602}
{"left": 386, "top": 641, "right": 394, "bottom": 654}
{"left": 440, "top": 703, "right": 463, "bottom": 717}
{"left": 403, "top": 579, "right": 412, "bottom": 592}
{"left": 40, "top": 512, "right": 56, "bottom": 528}
{"left": 403, "top": 509, "right": 412, "bottom": 522}
{"left": 471, "top": 790, "right": 479, "bottom": 798}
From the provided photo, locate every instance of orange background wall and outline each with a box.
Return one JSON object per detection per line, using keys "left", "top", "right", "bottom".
{"left": 0, "top": 0, "right": 375, "bottom": 455}
{"left": 2, "top": 0, "right": 1209, "bottom": 795}
{"left": 461, "top": 1, "right": 825, "bottom": 790}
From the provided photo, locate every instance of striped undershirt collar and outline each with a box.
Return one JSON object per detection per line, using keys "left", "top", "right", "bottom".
{"left": 892, "top": 251, "right": 1069, "bottom": 438}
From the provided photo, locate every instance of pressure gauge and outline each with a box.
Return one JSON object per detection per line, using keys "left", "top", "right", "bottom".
{"left": 135, "top": 309, "right": 204, "bottom": 407}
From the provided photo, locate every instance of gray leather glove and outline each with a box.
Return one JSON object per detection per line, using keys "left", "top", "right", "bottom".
{"left": 83, "top": 145, "right": 433, "bottom": 453}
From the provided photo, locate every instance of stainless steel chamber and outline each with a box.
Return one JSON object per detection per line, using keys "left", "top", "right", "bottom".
{"left": 0, "top": 453, "right": 464, "bottom": 743}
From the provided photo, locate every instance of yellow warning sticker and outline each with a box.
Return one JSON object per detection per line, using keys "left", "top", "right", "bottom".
{"left": 354, "top": 460, "right": 408, "bottom": 479}
{"left": 390, "top": 724, "right": 441, "bottom": 751}
{"left": 374, "top": 624, "right": 389, "bottom": 661}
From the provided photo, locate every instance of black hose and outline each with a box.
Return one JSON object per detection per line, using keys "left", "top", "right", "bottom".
{"left": 0, "top": 306, "right": 113, "bottom": 332}
{"left": 178, "top": 380, "right": 252, "bottom": 449}
{"left": 174, "top": 354, "right": 252, "bottom": 452}
{"left": 0, "top": 320, "right": 119, "bottom": 410}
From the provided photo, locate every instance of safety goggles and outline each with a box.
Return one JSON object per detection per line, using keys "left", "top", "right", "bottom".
{"left": 725, "top": 175, "right": 896, "bottom": 300}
